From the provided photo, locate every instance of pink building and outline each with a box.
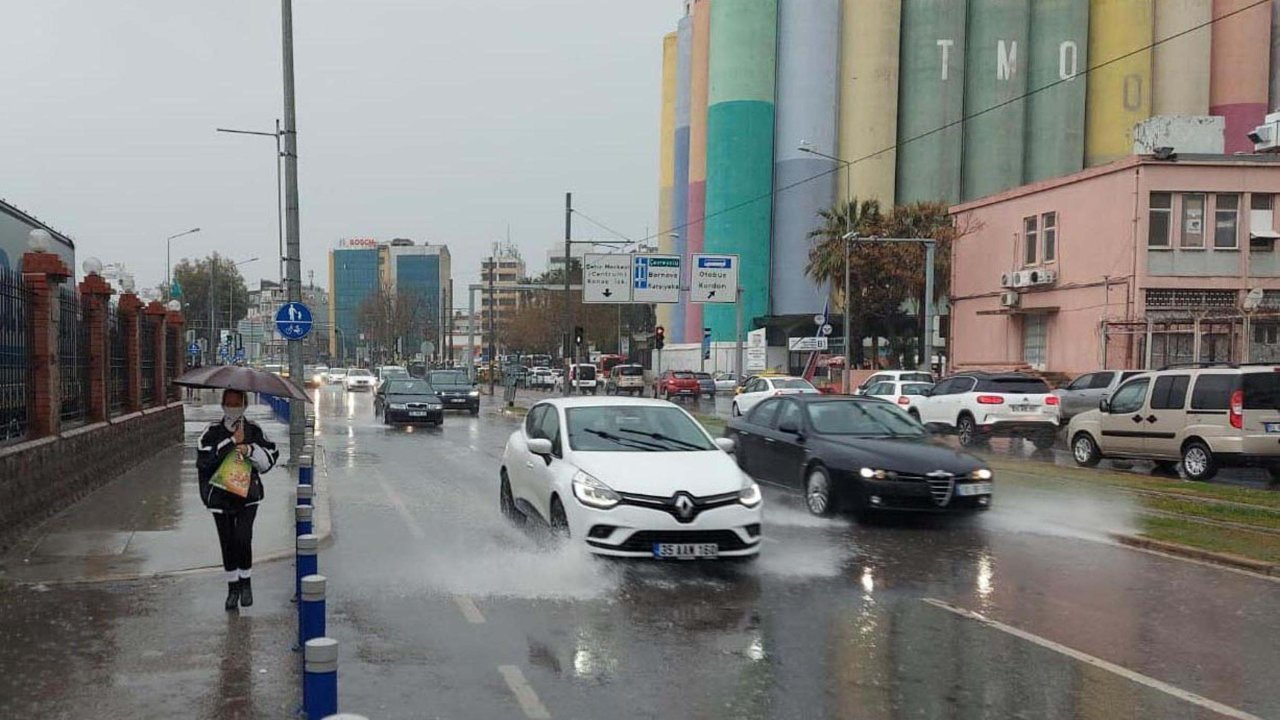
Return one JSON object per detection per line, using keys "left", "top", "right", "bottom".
{"left": 949, "top": 155, "right": 1280, "bottom": 378}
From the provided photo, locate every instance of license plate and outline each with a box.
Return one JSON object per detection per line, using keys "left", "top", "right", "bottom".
{"left": 1011, "top": 405, "right": 1035, "bottom": 413}
{"left": 955, "top": 482, "right": 992, "bottom": 497}
{"left": 1266, "top": 422, "right": 1280, "bottom": 433}
{"left": 409, "top": 411, "right": 428, "bottom": 417}
{"left": 653, "top": 543, "right": 718, "bottom": 559}
{"left": 449, "top": 398, "right": 467, "bottom": 404}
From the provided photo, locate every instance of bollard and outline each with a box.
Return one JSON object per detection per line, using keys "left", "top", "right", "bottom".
{"left": 303, "top": 637, "right": 339, "bottom": 720}
{"left": 299, "top": 574, "right": 326, "bottom": 648}
{"left": 296, "top": 534, "right": 318, "bottom": 601}
{"left": 295, "top": 504, "right": 313, "bottom": 537}
{"left": 297, "top": 483, "right": 314, "bottom": 507}
{"left": 299, "top": 454, "right": 314, "bottom": 485}
{"left": 322, "top": 716, "right": 367, "bottom": 720}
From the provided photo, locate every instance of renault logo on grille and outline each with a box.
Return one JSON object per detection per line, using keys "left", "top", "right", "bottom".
{"left": 673, "top": 493, "right": 696, "bottom": 521}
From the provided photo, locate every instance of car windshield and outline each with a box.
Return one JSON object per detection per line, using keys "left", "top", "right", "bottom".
{"left": 386, "top": 380, "right": 434, "bottom": 395}
{"left": 330, "top": 369, "right": 346, "bottom": 376}
{"left": 672, "top": 372, "right": 695, "bottom": 379}
{"left": 348, "top": 368, "right": 371, "bottom": 377}
{"left": 567, "top": 406, "right": 716, "bottom": 452}
{"left": 429, "top": 371, "right": 469, "bottom": 385}
{"left": 694, "top": 372, "right": 712, "bottom": 380}
{"left": 617, "top": 366, "right": 644, "bottom": 376}
{"left": 382, "top": 367, "right": 408, "bottom": 377}
{"left": 806, "top": 400, "right": 927, "bottom": 437}
{"left": 975, "top": 377, "right": 1051, "bottom": 393}
{"left": 901, "top": 383, "right": 933, "bottom": 395}
{"left": 773, "top": 378, "right": 815, "bottom": 390}
{"left": 901, "top": 372, "right": 933, "bottom": 383}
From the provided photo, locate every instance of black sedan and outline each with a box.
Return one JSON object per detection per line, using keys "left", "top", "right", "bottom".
{"left": 725, "top": 395, "right": 992, "bottom": 517}
{"left": 379, "top": 379, "right": 444, "bottom": 426}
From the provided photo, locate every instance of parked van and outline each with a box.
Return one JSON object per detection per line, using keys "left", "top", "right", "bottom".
{"left": 1068, "top": 365, "right": 1280, "bottom": 481}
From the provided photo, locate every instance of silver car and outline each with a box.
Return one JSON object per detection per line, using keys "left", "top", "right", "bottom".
{"left": 1053, "top": 370, "right": 1146, "bottom": 420}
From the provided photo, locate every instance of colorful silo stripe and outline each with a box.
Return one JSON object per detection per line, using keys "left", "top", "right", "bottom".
{"left": 1210, "top": 0, "right": 1272, "bottom": 154}
{"left": 1153, "top": 0, "right": 1211, "bottom": 117}
{"left": 1025, "top": 0, "right": 1088, "bottom": 184}
{"left": 1085, "top": 0, "right": 1153, "bottom": 167}
{"left": 896, "top": 0, "right": 968, "bottom": 204}
{"left": 656, "top": 32, "right": 678, "bottom": 340}
{"left": 840, "top": 0, "right": 900, "bottom": 205}
{"left": 683, "top": 0, "right": 711, "bottom": 345}
{"left": 962, "top": 0, "right": 1030, "bottom": 201}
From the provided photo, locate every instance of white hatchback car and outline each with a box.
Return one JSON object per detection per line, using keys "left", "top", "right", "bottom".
{"left": 731, "top": 376, "right": 819, "bottom": 417}
{"left": 344, "top": 367, "right": 376, "bottom": 392}
{"left": 500, "top": 397, "right": 763, "bottom": 559}
{"left": 863, "top": 379, "right": 935, "bottom": 419}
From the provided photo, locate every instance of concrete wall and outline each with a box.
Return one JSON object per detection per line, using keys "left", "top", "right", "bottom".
{"left": 1131, "top": 115, "right": 1225, "bottom": 154}
{"left": 0, "top": 404, "right": 184, "bottom": 552}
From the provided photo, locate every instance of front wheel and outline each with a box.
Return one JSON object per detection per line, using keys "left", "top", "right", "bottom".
{"left": 732, "top": 402, "right": 741, "bottom": 417}
{"left": 1181, "top": 441, "right": 1218, "bottom": 482}
{"left": 500, "top": 472, "right": 526, "bottom": 526}
{"left": 549, "top": 497, "right": 570, "bottom": 538}
{"left": 1031, "top": 432, "right": 1057, "bottom": 451}
{"left": 1071, "top": 433, "right": 1101, "bottom": 467}
{"left": 805, "top": 465, "right": 836, "bottom": 517}
{"left": 1267, "top": 466, "right": 1280, "bottom": 485}
{"left": 469, "top": 407, "right": 479, "bottom": 416}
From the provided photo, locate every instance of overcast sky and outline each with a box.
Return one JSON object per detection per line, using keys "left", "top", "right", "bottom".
{"left": 1, "top": 0, "right": 681, "bottom": 302}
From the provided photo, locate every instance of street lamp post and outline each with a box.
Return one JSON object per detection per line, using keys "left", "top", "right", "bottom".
{"left": 800, "top": 143, "right": 855, "bottom": 389}
{"left": 166, "top": 228, "right": 202, "bottom": 300}
{"left": 216, "top": 124, "right": 285, "bottom": 285}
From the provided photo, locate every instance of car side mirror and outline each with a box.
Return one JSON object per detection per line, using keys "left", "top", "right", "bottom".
{"left": 1098, "top": 398, "right": 1110, "bottom": 413}
{"left": 919, "top": 388, "right": 933, "bottom": 397}
{"left": 528, "top": 438, "right": 554, "bottom": 456}
{"left": 714, "top": 437, "right": 736, "bottom": 454}
{"left": 778, "top": 421, "right": 801, "bottom": 436}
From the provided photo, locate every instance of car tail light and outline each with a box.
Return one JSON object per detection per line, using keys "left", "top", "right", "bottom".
{"left": 976, "top": 395, "right": 1004, "bottom": 405}
{"left": 897, "top": 396, "right": 910, "bottom": 405}
{"left": 1229, "top": 389, "right": 1243, "bottom": 429}
{"left": 1045, "top": 396, "right": 1060, "bottom": 406}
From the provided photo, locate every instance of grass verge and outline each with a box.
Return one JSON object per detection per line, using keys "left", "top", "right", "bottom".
{"left": 1139, "top": 515, "right": 1280, "bottom": 565}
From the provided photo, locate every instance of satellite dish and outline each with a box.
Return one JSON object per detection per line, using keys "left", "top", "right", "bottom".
{"left": 1243, "top": 287, "right": 1265, "bottom": 312}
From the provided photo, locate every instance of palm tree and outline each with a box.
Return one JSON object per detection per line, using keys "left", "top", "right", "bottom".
{"left": 805, "top": 198, "right": 882, "bottom": 298}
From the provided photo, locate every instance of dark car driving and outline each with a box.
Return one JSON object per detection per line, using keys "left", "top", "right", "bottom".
{"left": 726, "top": 395, "right": 993, "bottom": 517}
{"left": 428, "top": 369, "right": 480, "bottom": 414}
{"left": 380, "top": 379, "right": 444, "bottom": 426}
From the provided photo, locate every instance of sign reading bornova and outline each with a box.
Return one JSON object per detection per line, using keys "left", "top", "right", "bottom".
{"left": 584, "top": 253, "right": 683, "bottom": 304}
{"left": 691, "top": 254, "right": 739, "bottom": 303}
{"left": 632, "top": 254, "right": 680, "bottom": 303}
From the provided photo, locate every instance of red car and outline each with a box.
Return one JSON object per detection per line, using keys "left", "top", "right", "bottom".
{"left": 654, "top": 370, "right": 701, "bottom": 400}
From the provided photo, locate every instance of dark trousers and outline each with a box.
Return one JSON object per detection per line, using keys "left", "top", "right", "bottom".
{"left": 213, "top": 505, "right": 258, "bottom": 573}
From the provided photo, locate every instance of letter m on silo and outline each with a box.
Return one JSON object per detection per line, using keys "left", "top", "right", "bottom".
{"left": 997, "top": 40, "right": 1017, "bottom": 80}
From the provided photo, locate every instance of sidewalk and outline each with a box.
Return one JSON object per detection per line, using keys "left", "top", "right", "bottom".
{"left": 0, "top": 398, "right": 329, "bottom": 585}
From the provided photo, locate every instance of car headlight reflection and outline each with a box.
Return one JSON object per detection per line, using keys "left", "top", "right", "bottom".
{"left": 389, "top": 403, "right": 408, "bottom": 410}
{"left": 572, "top": 471, "right": 620, "bottom": 509}
{"left": 738, "top": 481, "right": 762, "bottom": 507}
{"left": 970, "top": 468, "right": 993, "bottom": 481}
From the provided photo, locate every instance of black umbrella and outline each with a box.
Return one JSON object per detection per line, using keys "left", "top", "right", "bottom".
{"left": 174, "top": 365, "right": 312, "bottom": 402}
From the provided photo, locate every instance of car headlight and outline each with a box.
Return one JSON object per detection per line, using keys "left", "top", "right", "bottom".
{"left": 738, "top": 480, "right": 762, "bottom": 507}
{"left": 572, "top": 470, "right": 619, "bottom": 509}
{"left": 970, "top": 468, "right": 993, "bottom": 481}
{"left": 859, "top": 467, "right": 889, "bottom": 480}
{"left": 389, "top": 403, "right": 407, "bottom": 410}
{"left": 469, "top": 390, "right": 480, "bottom": 397}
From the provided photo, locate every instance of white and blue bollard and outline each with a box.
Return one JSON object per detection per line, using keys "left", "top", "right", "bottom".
{"left": 296, "top": 504, "right": 313, "bottom": 537}
{"left": 296, "top": 534, "right": 318, "bottom": 601}
{"left": 297, "top": 483, "right": 314, "bottom": 507}
{"left": 299, "top": 453, "right": 314, "bottom": 485}
{"left": 322, "top": 715, "right": 367, "bottom": 719}
{"left": 299, "top": 574, "right": 326, "bottom": 648}
{"left": 303, "top": 637, "right": 339, "bottom": 720}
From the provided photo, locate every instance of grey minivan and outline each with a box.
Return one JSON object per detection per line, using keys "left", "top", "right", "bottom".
{"left": 1053, "top": 370, "right": 1146, "bottom": 420}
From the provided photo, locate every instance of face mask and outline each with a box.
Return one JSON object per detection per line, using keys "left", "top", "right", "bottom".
{"left": 223, "top": 406, "right": 245, "bottom": 424}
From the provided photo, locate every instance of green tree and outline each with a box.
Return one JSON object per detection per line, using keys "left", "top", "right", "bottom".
{"left": 171, "top": 253, "right": 251, "bottom": 343}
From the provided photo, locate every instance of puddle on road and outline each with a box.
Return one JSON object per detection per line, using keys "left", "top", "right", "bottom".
{"left": 982, "top": 481, "right": 1139, "bottom": 543}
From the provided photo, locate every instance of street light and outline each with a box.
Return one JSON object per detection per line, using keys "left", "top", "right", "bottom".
{"left": 217, "top": 123, "right": 284, "bottom": 286}
{"left": 800, "top": 143, "right": 857, "bottom": 387}
{"left": 166, "top": 227, "right": 202, "bottom": 300}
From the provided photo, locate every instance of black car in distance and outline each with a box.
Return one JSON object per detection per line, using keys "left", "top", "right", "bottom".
{"left": 379, "top": 379, "right": 444, "bottom": 426}
{"left": 427, "top": 369, "right": 481, "bottom": 415}
{"left": 726, "top": 395, "right": 993, "bottom": 517}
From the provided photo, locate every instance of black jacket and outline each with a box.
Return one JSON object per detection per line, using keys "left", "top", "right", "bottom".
{"left": 197, "top": 417, "right": 279, "bottom": 513}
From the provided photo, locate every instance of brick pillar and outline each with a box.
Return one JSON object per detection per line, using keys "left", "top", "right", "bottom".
{"left": 78, "top": 273, "right": 114, "bottom": 423}
{"left": 144, "top": 301, "right": 168, "bottom": 409}
{"left": 21, "top": 251, "right": 72, "bottom": 439}
{"left": 167, "top": 310, "right": 185, "bottom": 401}
{"left": 119, "top": 293, "right": 144, "bottom": 412}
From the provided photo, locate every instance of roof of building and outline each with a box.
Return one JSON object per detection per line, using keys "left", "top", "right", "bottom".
{"left": 0, "top": 197, "right": 76, "bottom": 250}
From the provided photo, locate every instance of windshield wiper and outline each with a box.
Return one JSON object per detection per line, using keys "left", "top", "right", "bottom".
{"left": 580, "top": 428, "right": 664, "bottom": 452}
{"left": 615, "top": 428, "right": 706, "bottom": 450}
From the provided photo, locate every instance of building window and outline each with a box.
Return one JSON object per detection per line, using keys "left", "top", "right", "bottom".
{"left": 1181, "top": 193, "right": 1205, "bottom": 248}
{"left": 1251, "top": 193, "right": 1276, "bottom": 251}
{"left": 1022, "top": 314, "right": 1047, "bottom": 370}
{"left": 1214, "top": 194, "right": 1239, "bottom": 249}
{"left": 1042, "top": 212, "right": 1057, "bottom": 263}
{"left": 1255, "top": 323, "right": 1279, "bottom": 345}
{"left": 1148, "top": 192, "right": 1172, "bottom": 248}
{"left": 1023, "top": 216, "right": 1038, "bottom": 265}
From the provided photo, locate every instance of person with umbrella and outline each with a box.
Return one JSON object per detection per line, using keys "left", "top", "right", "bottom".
{"left": 197, "top": 388, "right": 279, "bottom": 610}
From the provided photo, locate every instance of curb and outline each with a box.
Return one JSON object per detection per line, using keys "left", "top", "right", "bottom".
{"left": 1111, "top": 533, "right": 1280, "bottom": 578}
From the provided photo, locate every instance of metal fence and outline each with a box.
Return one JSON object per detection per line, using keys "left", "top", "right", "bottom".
{"left": 0, "top": 267, "right": 30, "bottom": 443}
{"left": 167, "top": 328, "right": 181, "bottom": 401}
{"left": 108, "top": 304, "right": 126, "bottom": 415}
{"left": 140, "top": 317, "right": 156, "bottom": 406}
{"left": 58, "top": 289, "right": 89, "bottom": 426}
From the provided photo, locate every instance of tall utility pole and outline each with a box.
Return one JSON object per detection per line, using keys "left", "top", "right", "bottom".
{"left": 281, "top": 0, "right": 304, "bottom": 459}
{"left": 487, "top": 256, "right": 496, "bottom": 397}
{"left": 563, "top": 192, "right": 573, "bottom": 397}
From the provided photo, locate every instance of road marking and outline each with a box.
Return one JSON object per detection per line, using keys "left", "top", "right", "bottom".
{"left": 453, "top": 594, "right": 486, "bottom": 624}
{"left": 1117, "top": 542, "right": 1280, "bottom": 585}
{"left": 375, "top": 475, "right": 426, "bottom": 540}
{"left": 498, "top": 665, "right": 551, "bottom": 719}
{"left": 922, "top": 598, "right": 1265, "bottom": 720}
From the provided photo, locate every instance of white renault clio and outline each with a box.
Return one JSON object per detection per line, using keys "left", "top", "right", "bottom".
{"left": 500, "top": 397, "right": 763, "bottom": 559}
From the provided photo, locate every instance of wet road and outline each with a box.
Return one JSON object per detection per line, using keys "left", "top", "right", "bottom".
{"left": 314, "top": 387, "right": 1280, "bottom": 720}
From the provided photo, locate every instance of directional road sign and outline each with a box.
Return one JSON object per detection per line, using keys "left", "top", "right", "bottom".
{"left": 187, "top": 342, "right": 200, "bottom": 356}
{"left": 691, "top": 254, "right": 739, "bottom": 303}
{"left": 632, "top": 254, "right": 681, "bottom": 304}
{"left": 275, "top": 301, "right": 313, "bottom": 340}
{"left": 583, "top": 254, "right": 633, "bottom": 303}
{"left": 788, "top": 337, "right": 829, "bottom": 352}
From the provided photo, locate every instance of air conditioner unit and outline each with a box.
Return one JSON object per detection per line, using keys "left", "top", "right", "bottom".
{"left": 999, "top": 272, "right": 1014, "bottom": 289}
{"left": 1249, "top": 112, "right": 1280, "bottom": 153}
{"left": 1036, "top": 269, "right": 1057, "bottom": 285}
{"left": 1000, "top": 291, "right": 1020, "bottom": 308}
{"left": 1011, "top": 271, "right": 1032, "bottom": 288}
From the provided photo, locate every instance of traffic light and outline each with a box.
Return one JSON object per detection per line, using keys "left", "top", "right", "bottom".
{"left": 655, "top": 325, "right": 665, "bottom": 350}
{"left": 574, "top": 326, "right": 584, "bottom": 347}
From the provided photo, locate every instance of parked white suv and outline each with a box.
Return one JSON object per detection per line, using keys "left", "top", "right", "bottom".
{"left": 916, "top": 372, "right": 1060, "bottom": 448}
{"left": 1068, "top": 365, "right": 1280, "bottom": 481}
{"left": 854, "top": 370, "right": 935, "bottom": 396}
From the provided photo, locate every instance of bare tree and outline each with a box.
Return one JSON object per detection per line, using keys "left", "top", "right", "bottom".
{"left": 358, "top": 283, "right": 436, "bottom": 364}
